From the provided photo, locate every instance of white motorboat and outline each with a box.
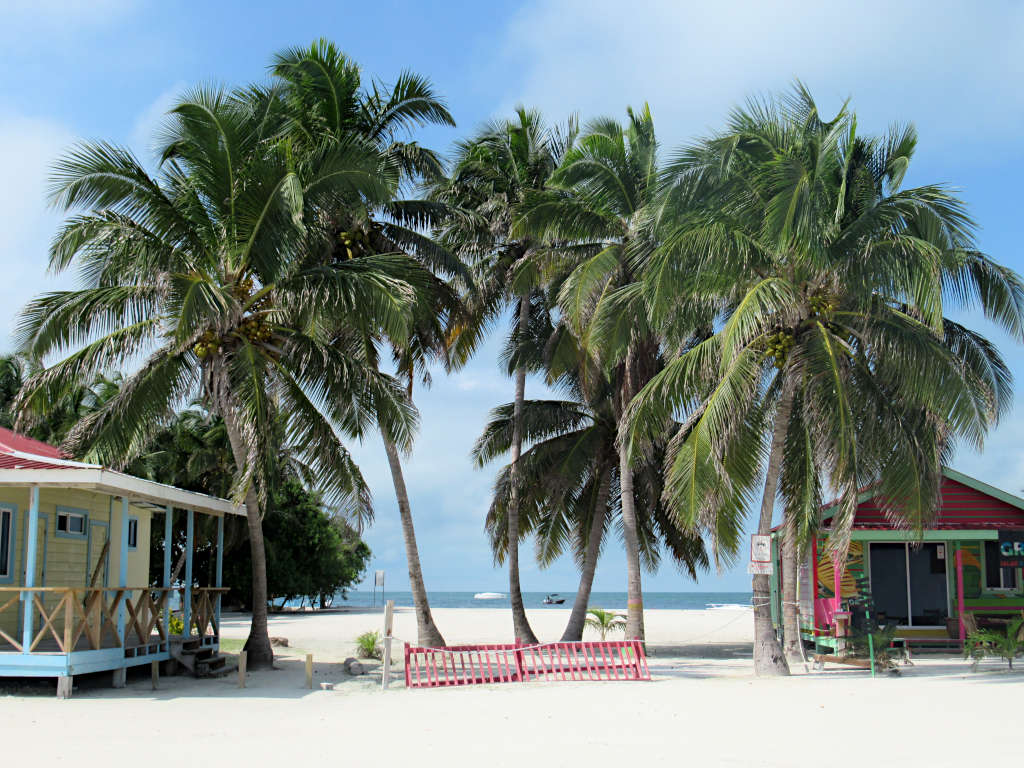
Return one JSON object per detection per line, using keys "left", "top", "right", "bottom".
{"left": 473, "top": 592, "right": 506, "bottom": 600}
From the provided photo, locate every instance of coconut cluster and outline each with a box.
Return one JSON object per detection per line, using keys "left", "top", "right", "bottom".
{"left": 809, "top": 292, "right": 838, "bottom": 318}
{"left": 765, "top": 330, "right": 795, "bottom": 369}
{"left": 193, "top": 329, "right": 222, "bottom": 359}
{"left": 339, "top": 229, "right": 369, "bottom": 260}
{"left": 240, "top": 316, "right": 272, "bottom": 343}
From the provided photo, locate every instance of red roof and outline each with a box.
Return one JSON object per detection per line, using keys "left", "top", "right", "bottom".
{"left": 818, "top": 470, "right": 1024, "bottom": 532}
{"left": 0, "top": 426, "right": 88, "bottom": 470}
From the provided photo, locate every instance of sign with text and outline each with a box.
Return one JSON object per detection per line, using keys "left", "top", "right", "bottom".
{"left": 750, "top": 534, "right": 772, "bottom": 563}
{"left": 998, "top": 531, "right": 1024, "bottom": 566}
{"left": 748, "top": 534, "right": 773, "bottom": 574}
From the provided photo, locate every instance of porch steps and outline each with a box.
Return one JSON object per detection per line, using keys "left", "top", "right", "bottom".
{"left": 171, "top": 638, "right": 235, "bottom": 678}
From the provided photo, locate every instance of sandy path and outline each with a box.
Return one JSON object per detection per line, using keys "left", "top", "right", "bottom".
{"left": 1, "top": 608, "right": 1019, "bottom": 767}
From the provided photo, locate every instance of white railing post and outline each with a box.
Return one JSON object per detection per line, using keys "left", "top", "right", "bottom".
{"left": 21, "top": 486, "right": 40, "bottom": 653}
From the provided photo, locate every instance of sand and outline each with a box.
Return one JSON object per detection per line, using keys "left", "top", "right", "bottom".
{"left": 1, "top": 607, "right": 1020, "bottom": 767}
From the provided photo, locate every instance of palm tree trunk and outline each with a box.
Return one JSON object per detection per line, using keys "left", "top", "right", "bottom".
{"left": 561, "top": 468, "right": 611, "bottom": 642}
{"left": 781, "top": 533, "right": 802, "bottom": 663}
{"left": 753, "top": 379, "right": 795, "bottom": 677}
{"left": 382, "top": 434, "right": 445, "bottom": 647}
{"left": 508, "top": 293, "right": 539, "bottom": 644}
{"left": 619, "top": 441, "right": 645, "bottom": 643}
{"left": 217, "top": 396, "right": 274, "bottom": 669}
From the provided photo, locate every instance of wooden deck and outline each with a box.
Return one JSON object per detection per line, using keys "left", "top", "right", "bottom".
{"left": 0, "top": 586, "right": 226, "bottom": 657}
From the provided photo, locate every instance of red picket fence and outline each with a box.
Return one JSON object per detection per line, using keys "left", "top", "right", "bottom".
{"left": 404, "top": 639, "right": 650, "bottom": 688}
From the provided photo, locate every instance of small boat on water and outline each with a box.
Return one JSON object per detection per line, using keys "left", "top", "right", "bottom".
{"left": 473, "top": 592, "right": 506, "bottom": 600}
{"left": 543, "top": 594, "right": 565, "bottom": 605}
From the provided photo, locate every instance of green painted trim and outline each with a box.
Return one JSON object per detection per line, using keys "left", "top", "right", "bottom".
{"left": 942, "top": 466, "right": 1024, "bottom": 511}
{"left": 850, "top": 530, "right": 998, "bottom": 542}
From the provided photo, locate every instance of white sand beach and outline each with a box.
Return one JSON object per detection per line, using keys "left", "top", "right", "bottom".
{"left": 1, "top": 606, "right": 1020, "bottom": 767}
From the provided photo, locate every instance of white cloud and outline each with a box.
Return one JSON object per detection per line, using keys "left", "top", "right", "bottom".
{"left": 497, "top": 0, "right": 1024, "bottom": 159}
{"left": 0, "top": 114, "right": 76, "bottom": 345}
{"left": 129, "top": 81, "right": 187, "bottom": 166}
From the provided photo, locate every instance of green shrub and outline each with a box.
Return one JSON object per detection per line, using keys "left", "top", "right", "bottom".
{"left": 355, "top": 630, "right": 382, "bottom": 659}
{"left": 964, "top": 616, "right": 1024, "bottom": 670}
{"left": 169, "top": 613, "right": 185, "bottom": 636}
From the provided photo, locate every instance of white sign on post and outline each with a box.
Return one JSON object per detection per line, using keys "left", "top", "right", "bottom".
{"left": 374, "top": 570, "right": 385, "bottom": 587}
{"left": 748, "top": 534, "right": 773, "bottom": 574}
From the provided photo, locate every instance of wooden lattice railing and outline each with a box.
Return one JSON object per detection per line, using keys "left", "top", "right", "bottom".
{"left": 0, "top": 586, "right": 227, "bottom": 654}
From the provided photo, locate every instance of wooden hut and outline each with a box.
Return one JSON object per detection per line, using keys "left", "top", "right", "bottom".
{"left": 0, "top": 427, "right": 241, "bottom": 696}
{"left": 770, "top": 467, "right": 1024, "bottom": 652}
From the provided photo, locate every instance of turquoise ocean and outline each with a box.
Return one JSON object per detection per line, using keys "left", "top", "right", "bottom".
{"left": 329, "top": 591, "right": 752, "bottom": 610}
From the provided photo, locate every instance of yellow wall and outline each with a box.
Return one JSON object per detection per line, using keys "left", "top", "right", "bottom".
{"left": 0, "top": 487, "right": 152, "bottom": 644}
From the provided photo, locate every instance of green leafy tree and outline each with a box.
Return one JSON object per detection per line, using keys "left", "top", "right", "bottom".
{"left": 15, "top": 85, "right": 417, "bottom": 667}
{"left": 515, "top": 106, "right": 671, "bottom": 643}
{"left": 473, "top": 337, "right": 707, "bottom": 641}
{"left": 626, "top": 85, "right": 1024, "bottom": 674}
{"left": 225, "top": 478, "right": 371, "bottom": 608}
{"left": 435, "top": 109, "right": 577, "bottom": 644}
{"left": 271, "top": 40, "right": 464, "bottom": 647}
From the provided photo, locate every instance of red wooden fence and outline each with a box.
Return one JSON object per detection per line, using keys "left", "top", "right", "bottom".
{"left": 404, "top": 639, "right": 650, "bottom": 688}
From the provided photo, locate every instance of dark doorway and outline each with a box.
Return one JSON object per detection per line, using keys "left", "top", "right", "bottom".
{"left": 868, "top": 542, "right": 949, "bottom": 627}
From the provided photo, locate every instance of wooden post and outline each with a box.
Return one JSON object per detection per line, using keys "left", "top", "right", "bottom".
{"left": 381, "top": 599, "right": 394, "bottom": 690}
{"left": 238, "top": 650, "right": 247, "bottom": 688}
{"left": 56, "top": 675, "right": 73, "bottom": 699}
{"left": 215, "top": 514, "right": 224, "bottom": 637}
{"left": 956, "top": 547, "right": 966, "bottom": 645}
{"left": 151, "top": 659, "right": 159, "bottom": 690}
{"left": 21, "top": 486, "right": 40, "bottom": 653}
{"left": 118, "top": 497, "right": 129, "bottom": 646}
{"left": 183, "top": 509, "right": 194, "bottom": 636}
{"left": 833, "top": 552, "right": 843, "bottom": 615}
{"left": 163, "top": 506, "right": 172, "bottom": 634}
{"left": 305, "top": 653, "right": 313, "bottom": 689}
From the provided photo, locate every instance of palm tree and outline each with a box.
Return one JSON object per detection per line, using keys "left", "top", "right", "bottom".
{"left": 271, "top": 40, "right": 464, "bottom": 647}
{"left": 625, "top": 85, "right": 1024, "bottom": 674}
{"left": 435, "top": 109, "right": 577, "bottom": 644}
{"left": 515, "top": 105, "right": 672, "bottom": 643}
{"left": 16, "top": 86, "right": 418, "bottom": 667}
{"left": 473, "top": 333, "right": 707, "bottom": 641}
{"left": 584, "top": 608, "right": 627, "bottom": 641}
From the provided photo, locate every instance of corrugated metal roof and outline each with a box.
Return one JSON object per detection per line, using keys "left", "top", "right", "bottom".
{"left": 0, "top": 426, "right": 241, "bottom": 516}
{"left": 0, "top": 427, "right": 66, "bottom": 460}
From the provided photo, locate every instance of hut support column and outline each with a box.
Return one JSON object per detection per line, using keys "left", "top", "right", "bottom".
{"left": 163, "top": 506, "right": 172, "bottom": 633}
{"left": 215, "top": 514, "right": 224, "bottom": 638}
{"left": 183, "top": 509, "right": 194, "bottom": 637}
{"left": 113, "top": 496, "right": 129, "bottom": 688}
{"left": 21, "top": 486, "right": 40, "bottom": 653}
{"left": 956, "top": 547, "right": 966, "bottom": 646}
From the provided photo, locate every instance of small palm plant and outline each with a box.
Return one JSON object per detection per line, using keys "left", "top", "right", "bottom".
{"left": 355, "top": 630, "right": 383, "bottom": 660}
{"left": 585, "top": 608, "right": 627, "bottom": 641}
{"left": 964, "top": 616, "right": 1024, "bottom": 670}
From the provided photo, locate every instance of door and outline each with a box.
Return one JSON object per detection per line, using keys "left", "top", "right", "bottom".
{"left": 907, "top": 544, "right": 948, "bottom": 626}
{"left": 869, "top": 542, "right": 949, "bottom": 627}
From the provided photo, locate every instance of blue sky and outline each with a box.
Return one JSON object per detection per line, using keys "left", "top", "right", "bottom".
{"left": 3, "top": 1, "right": 1024, "bottom": 595}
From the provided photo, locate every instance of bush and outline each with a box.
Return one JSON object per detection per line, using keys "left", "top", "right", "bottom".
{"left": 356, "top": 630, "right": 382, "bottom": 659}
{"left": 964, "top": 616, "right": 1024, "bottom": 670}
{"left": 169, "top": 613, "right": 185, "bottom": 636}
